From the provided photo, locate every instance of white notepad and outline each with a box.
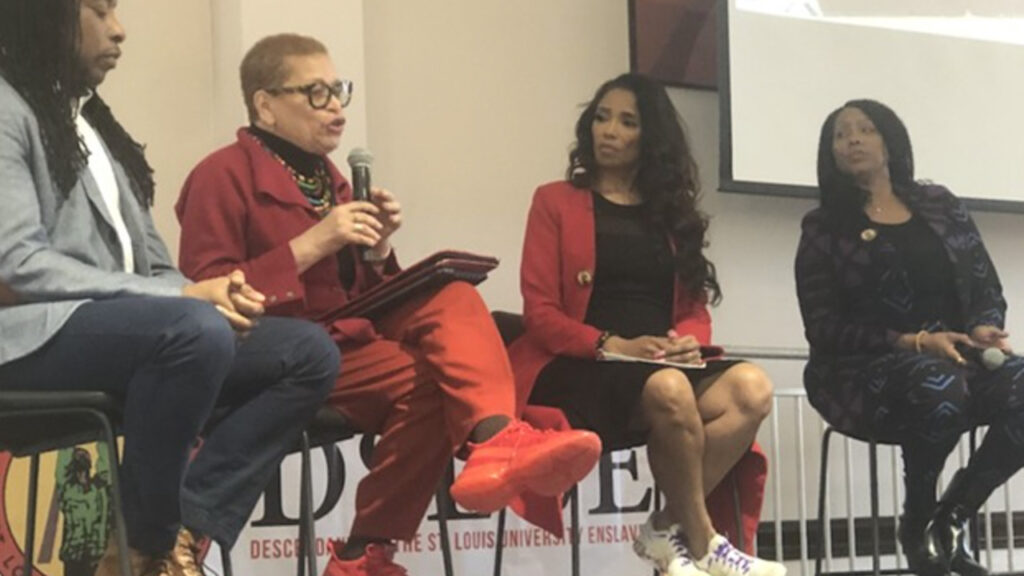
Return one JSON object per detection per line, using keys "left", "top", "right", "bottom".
{"left": 598, "top": 351, "right": 707, "bottom": 370}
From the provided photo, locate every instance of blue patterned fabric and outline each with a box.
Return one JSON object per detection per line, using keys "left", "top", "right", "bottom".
{"left": 794, "top": 183, "right": 1010, "bottom": 442}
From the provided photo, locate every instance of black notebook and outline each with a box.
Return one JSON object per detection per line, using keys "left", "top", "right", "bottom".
{"left": 328, "top": 250, "right": 499, "bottom": 320}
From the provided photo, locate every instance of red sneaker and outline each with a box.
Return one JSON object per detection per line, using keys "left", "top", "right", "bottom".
{"left": 322, "top": 540, "right": 408, "bottom": 576}
{"left": 449, "top": 421, "right": 601, "bottom": 513}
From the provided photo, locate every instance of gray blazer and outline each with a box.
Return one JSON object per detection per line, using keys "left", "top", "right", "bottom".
{"left": 0, "top": 74, "right": 187, "bottom": 365}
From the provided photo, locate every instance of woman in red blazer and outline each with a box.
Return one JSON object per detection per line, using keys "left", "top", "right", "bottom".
{"left": 509, "top": 74, "right": 784, "bottom": 576}
{"left": 175, "top": 34, "right": 599, "bottom": 576}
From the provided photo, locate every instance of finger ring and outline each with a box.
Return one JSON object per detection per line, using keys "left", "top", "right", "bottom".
{"left": 354, "top": 223, "right": 364, "bottom": 232}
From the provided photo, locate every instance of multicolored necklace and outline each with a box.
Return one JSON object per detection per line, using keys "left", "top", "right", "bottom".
{"left": 266, "top": 147, "right": 335, "bottom": 219}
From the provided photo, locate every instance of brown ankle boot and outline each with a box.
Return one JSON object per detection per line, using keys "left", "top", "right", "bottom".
{"left": 168, "top": 528, "right": 207, "bottom": 576}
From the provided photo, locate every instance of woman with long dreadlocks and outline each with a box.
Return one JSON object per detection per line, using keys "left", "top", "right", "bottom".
{"left": 0, "top": 2, "right": 339, "bottom": 575}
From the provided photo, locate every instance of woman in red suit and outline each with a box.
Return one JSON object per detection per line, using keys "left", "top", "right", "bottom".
{"left": 509, "top": 74, "right": 784, "bottom": 576}
{"left": 175, "top": 34, "right": 600, "bottom": 576}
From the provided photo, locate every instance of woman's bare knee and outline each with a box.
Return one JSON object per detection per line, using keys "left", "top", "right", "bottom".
{"left": 724, "top": 363, "right": 774, "bottom": 421}
{"left": 641, "top": 369, "right": 700, "bottom": 427}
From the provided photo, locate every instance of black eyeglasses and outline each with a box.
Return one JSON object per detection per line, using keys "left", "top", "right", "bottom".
{"left": 265, "top": 79, "right": 353, "bottom": 109}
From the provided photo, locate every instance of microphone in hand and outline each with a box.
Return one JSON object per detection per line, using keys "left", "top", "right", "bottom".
{"left": 346, "top": 147, "right": 374, "bottom": 259}
{"left": 956, "top": 343, "right": 1007, "bottom": 370}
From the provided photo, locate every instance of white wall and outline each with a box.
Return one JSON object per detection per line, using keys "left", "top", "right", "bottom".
{"left": 363, "top": 0, "right": 630, "bottom": 311}
{"left": 102, "top": 1, "right": 215, "bottom": 257}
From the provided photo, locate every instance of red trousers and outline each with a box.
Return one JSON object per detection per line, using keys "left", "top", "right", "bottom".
{"left": 327, "top": 282, "right": 515, "bottom": 540}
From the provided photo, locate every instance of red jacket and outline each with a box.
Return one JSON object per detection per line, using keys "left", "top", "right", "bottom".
{"left": 509, "top": 181, "right": 767, "bottom": 551}
{"left": 175, "top": 129, "right": 397, "bottom": 343}
{"left": 509, "top": 181, "right": 711, "bottom": 408}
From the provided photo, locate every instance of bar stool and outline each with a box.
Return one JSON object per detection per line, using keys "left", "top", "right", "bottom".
{"left": 814, "top": 426, "right": 981, "bottom": 576}
{"left": 0, "top": 391, "right": 132, "bottom": 576}
{"left": 219, "top": 405, "right": 456, "bottom": 576}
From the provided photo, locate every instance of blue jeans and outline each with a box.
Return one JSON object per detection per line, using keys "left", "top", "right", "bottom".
{"left": 0, "top": 297, "right": 339, "bottom": 552}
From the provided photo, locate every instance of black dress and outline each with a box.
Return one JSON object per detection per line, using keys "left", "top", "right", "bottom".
{"left": 872, "top": 215, "right": 961, "bottom": 332}
{"left": 528, "top": 192, "right": 739, "bottom": 450}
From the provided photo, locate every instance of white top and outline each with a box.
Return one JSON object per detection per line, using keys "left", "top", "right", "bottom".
{"left": 75, "top": 96, "right": 135, "bottom": 273}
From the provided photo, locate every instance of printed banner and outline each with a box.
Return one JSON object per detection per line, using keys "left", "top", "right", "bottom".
{"left": 1, "top": 441, "right": 662, "bottom": 576}
{"left": 1, "top": 446, "right": 111, "bottom": 576}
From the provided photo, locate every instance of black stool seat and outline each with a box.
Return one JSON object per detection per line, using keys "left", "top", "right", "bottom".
{"left": 214, "top": 405, "right": 360, "bottom": 576}
{"left": 289, "top": 406, "right": 458, "bottom": 576}
{"left": 294, "top": 407, "right": 374, "bottom": 576}
{"left": 0, "top": 390, "right": 123, "bottom": 455}
{"left": 813, "top": 425, "right": 980, "bottom": 576}
{"left": 295, "top": 406, "right": 359, "bottom": 576}
{"left": 302, "top": 406, "right": 357, "bottom": 448}
{"left": 0, "top": 390, "right": 131, "bottom": 576}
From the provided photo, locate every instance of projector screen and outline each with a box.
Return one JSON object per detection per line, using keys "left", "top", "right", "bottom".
{"left": 719, "top": 0, "right": 1024, "bottom": 212}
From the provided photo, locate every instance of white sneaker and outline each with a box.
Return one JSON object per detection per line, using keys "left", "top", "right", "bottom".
{"left": 633, "top": 514, "right": 710, "bottom": 576}
{"left": 694, "top": 534, "right": 786, "bottom": 576}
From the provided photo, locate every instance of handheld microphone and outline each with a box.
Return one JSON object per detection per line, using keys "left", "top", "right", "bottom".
{"left": 347, "top": 147, "right": 374, "bottom": 202}
{"left": 346, "top": 148, "right": 374, "bottom": 260}
{"left": 957, "top": 344, "right": 1007, "bottom": 371}
{"left": 978, "top": 347, "right": 1008, "bottom": 370}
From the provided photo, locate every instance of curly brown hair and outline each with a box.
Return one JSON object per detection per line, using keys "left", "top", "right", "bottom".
{"left": 568, "top": 73, "right": 720, "bottom": 304}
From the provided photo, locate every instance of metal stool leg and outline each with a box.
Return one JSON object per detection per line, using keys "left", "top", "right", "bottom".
{"left": 815, "top": 426, "right": 834, "bottom": 576}
{"left": 297, "top": 430, "right": 316, "bottom": 576}
{"left": 968, "top": 428, "right": 981, "bottom": 560}
{"left": 25, "top": 452, "right": 40, "bottom": 575}
{"left": 493, "top": 508, "right": 507, "bottom": 576}
{"left": 435, "top": 473, "right": 454, "bottom": 576}
{"left": 220, "top": 545, "right": 234, "bottom": 576}
{"left": 732, "top": 473, "right": 745, "bottom": 551}
{"left": 91, "top": 409, "right": 131, "bottom": 576}
{"left": 0, "top": 406, "right": 131, "bottom": 576}
{"left": 815, "top": 428, "right": 918, "bottom": 576}
{"left": 653, "top": 485, "right": 662, "bottom": 576}
{"left": 570, "top": 485, "right": 580, "bottom": 576}
{"left": 869, "top": 438, "right": 880, "bottom": 576}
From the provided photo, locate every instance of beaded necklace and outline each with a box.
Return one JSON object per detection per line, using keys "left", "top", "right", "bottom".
{"left": 263, "top": 144, "right": 335, "bottom": 219}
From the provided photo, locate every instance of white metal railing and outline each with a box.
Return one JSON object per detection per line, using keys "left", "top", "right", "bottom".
{"left": 724, "top": 345, "right": 1024, "bottom": 575}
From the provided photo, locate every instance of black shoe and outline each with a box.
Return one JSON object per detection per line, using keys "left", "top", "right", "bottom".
{"left": 899, "top": 516, "right": 948, "bottom": 576}
{"left": 924, "top": 505, "right": 988, "bottom": 576}
{"left": 951, "top": 550, "right": 988, "bottom": 576}
{"left": 926, "top": 469, "right": 989, "bottom": 576}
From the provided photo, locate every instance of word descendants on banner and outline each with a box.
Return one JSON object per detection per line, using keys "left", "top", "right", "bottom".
{"left": 235, "top": 440, "right": 661, "bottom": 576}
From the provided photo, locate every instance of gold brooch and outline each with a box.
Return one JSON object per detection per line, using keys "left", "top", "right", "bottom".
{"left": 576, "top": 270, "right": 593, "bottom": 286}
{"left": 860, "top": 228, "right": 877, "bottom": 242}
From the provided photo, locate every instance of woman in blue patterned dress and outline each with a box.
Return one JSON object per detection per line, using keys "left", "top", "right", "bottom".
{"left": 796, "top": 99, "right": 1024, "bottom": 576}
